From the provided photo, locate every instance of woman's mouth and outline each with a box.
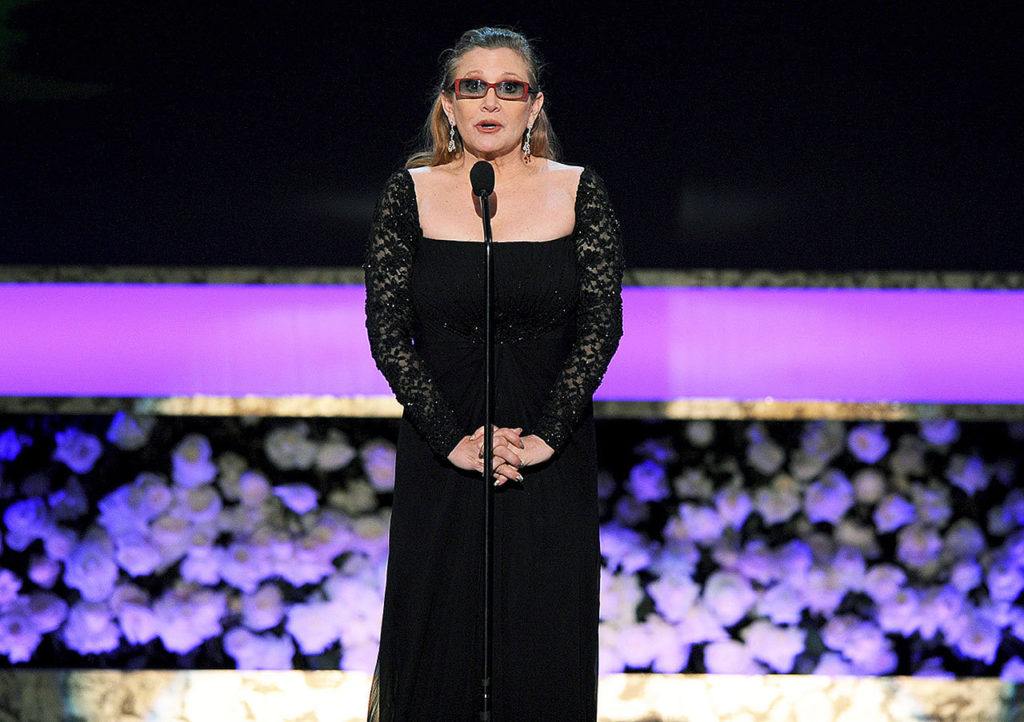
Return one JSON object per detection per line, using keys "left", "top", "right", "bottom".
{"left": 475, "top": 121, "right": 503, "bottom": 133}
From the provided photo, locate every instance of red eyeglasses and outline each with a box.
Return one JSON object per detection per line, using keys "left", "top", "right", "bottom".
{"left": 451, "top": 77, "right": 537, "bottom": 101}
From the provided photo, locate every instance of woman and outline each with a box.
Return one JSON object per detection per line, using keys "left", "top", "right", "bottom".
{"left": 364, "top": 26, "right": 623, "bottom": 721}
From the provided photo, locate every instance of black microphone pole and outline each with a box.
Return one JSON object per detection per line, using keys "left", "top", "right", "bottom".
{"left": 470, "top": 160, "right": 496, "bottom": 722}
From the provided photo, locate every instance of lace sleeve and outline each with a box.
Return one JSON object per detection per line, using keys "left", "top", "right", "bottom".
{"left": 363, "top": 169, "right": 465, "bottom": 460}
{"left": 532, "top": 166, "right": 625, "bottom": 452}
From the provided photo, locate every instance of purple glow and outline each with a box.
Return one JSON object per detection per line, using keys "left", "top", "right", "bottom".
{"left": 0, "top": 284, "right": 1022, "bottom": 402}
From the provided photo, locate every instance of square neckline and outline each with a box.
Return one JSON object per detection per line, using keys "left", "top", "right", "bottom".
{"left": 405, "top": 165, "right": 586, "bottom": 244}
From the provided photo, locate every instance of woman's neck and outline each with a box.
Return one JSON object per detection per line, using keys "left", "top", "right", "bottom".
{"left": 455, "top": 147, "right": 540, "bottom": 184}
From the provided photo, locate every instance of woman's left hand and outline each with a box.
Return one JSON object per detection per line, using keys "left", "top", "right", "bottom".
{"left": 490, "top": 433, "right": 555, "bottom": 486}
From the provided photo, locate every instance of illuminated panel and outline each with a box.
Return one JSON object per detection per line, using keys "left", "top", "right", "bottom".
{"left": 0, "top": 284, "right": 1022, "bottom": 403}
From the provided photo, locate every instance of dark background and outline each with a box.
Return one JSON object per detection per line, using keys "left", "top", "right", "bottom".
{"left": 0, "top": 2, "right": 1019, "bottom": 271}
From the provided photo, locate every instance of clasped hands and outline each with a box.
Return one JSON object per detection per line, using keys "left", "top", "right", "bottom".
{"left": 447, "top": 425, "right": 555, "bottom": 486}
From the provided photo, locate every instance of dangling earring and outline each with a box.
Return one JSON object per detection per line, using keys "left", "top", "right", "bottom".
{"left": 522, "top": 125, "right": 532, "bottom": 159}
{"left": 447, "top": 120, "right": 457, "bottom": 152}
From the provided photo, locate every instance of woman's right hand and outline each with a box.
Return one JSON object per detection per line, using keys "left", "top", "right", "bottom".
{"left": 447, "top": 425, "right": 525, "bottom": 484}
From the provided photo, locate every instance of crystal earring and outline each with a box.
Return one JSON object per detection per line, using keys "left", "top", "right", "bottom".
{"left": 448, "top": 121, "right": 457, "bottom": 152}
{"left": 522, "top": 125, "right": 532, "bottom": 158}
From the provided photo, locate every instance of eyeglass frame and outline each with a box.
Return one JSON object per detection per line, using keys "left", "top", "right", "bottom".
{"left": 449, "top": 77, "right": 539, "bottom": 101}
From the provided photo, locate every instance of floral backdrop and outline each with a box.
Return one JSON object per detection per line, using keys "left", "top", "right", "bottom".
{"left": 0, "top": 412, "right": 1022, "bottom": 681}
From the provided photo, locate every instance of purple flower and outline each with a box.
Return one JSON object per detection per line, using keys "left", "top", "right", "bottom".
{"left": 63, "top": 601, "right": 120, "bottom": 655}
{"left": 0, "top": 601, "right": 42, "bottom": 663}
{"left": 757, "top": 582, "right": 805, "bottom": 625}
{"left": 775, "top": 540, "right": 814, "bottom": 578}
{"left": 847, "top": 423, "right": 890, "bottom": 464}
{"left": 736, "top": 540, "right": 775, "bottom": 584}
{"left": 24, "top": 591, "right": 67, "bottom": 634}
{"left": 647, "top": 574, "right": 699, "bottom": 622}
{"left": 917, "top": 585, "right": 965, "bottom": 640}
{"left": 0, "top": 427, "right": 29, "bottom": 462}
{"left": 956, "top": 613, "right": 1001, "bottom": 665}
{"left": 273, "top": 483, "right": 319, "bottom": 515}
{"left": 950, "top": 559, "right": 983, "bottom": 593}
{"left": 802, "top": 568, "right": 848, "bottom": 616}
{"left": 613, "top": 495, "right": 649, "bottom": 526}
{"left": 1002, "top": 657, "right": 1024, "bottom": 683}
{"left": 896, "top": 523, "right": 943, "bottom": 569}
{"left": 911, "top": 482, "right": 952, "bottom": 527}
{"left": 3, "top": 497, "right": 51, "bottom": 549}
{"left": 753, "top": 477, "right": 801, "bottom": 525}
{"left": 919, "top": 418, "right": 959, "bottom": 446}
{"left": 360, "top": 439, "right": 397, "bottom": 492}
{"left": 224, "top": 627, "right": 296, "bottom": 669}
{"left": 873, "top": 494, "right": 916, "bottom": 533}
{"left": 669, "top": 504, "right": 724, "bottom": 545}
{"left": 747, "top": 439, "right": 786, "bottom": 476}
{"left": 878, "top": 588, "right": 920, "bottom": 636}
{"left": 27, "top": 555, "right": 60, "bottom": 589}
{"left": 52, "top": 427, "right": 103, "bottom": 474}
{"left": 64, "top": 534, "right": 119, "bottom": 602}
{"left": 600, "top": 523, "right": 653, "bottom": 574}
{"left": 106, "top": 411, "right": 156, "bottom": 451}
{"left": 944, "top": 519, "right": 985, "bottom": 561}
{"left": 627, "top": 459, "right": 669, "bottom": 502}
{"left": 987, "top": 557, "right": 1024, "bottom": 603}
{"left": 0, "top": 569, "right": 21, "bottom": 606}
{"left": 48, "top": 477, "right": 89, "bottom": 521}
{"left": 946, "top": 453, "right": 989, "bottom": 496}
{"left": 171, "top": 433, "right": 217, "bottom": 488}
{"left": 804, "top": 469, "right": 854, "bottom": 524}
{"left": 286, "top": 601, "right": 339, "bottom": 655}
{"left": 714, "top": 485, "right": 753, "bottom": 529}
{"left": 242, "top": 584, "right": 286, "bottom": 632}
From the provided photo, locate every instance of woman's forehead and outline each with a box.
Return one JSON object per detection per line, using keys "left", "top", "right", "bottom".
{"left": 455, "top": 47, "right": 529, "bottom": 78}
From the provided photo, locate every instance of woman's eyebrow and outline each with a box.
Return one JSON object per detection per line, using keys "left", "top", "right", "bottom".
{"left": 462, "top": 69, "right": 526, "bottom": 80}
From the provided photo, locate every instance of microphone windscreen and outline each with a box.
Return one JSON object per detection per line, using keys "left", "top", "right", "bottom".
{"left": 470, "top": 160, "right": 495, "bottom": 197}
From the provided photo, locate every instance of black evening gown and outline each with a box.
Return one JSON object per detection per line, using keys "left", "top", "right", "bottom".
{"left": 364, "top": 165, "right": 623, "bottom": 722}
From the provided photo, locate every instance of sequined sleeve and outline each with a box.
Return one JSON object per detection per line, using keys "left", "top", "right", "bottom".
{"left": 532, "top": 167, "right": 625, "bottom": 452}
{"left": 363, "top": 170, "right": 466, "bottom": 460}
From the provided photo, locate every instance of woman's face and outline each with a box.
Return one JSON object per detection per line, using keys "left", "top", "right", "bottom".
{"left": 441, "top": 47, "right": 544, "bottom": 161}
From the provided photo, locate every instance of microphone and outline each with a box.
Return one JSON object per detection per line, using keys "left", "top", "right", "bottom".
{"left": 470, "top": 160, "right": 495, "bottom": 198}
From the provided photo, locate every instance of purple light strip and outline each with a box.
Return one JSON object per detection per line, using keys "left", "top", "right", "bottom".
{"left": 1, "top": 284, "right": 1022, "bottom": 403}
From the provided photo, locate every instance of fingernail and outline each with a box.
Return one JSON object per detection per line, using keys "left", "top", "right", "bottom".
{"left": 517, "top": 474, "right": 524, "bottom": 482}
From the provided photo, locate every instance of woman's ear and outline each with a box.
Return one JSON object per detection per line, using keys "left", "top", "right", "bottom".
{"left": 530, "top": 92, "right": 545, "bottom": 126}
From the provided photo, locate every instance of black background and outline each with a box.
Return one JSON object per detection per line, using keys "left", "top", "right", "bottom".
{"left": 1, "top": 2, "right": 1019, "bottom": 271}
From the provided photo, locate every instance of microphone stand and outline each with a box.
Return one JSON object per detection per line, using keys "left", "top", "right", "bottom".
{"left": 477, "top": 185, "right": 494, "bottom": 722}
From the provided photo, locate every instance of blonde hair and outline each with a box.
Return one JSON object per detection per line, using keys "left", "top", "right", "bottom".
{"left": 405, "top": 27, "right": 561, "bottom": 169}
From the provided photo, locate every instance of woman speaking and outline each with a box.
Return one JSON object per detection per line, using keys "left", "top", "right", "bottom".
{"left": 364, "top": 26, "right": 624, "bottom": 721}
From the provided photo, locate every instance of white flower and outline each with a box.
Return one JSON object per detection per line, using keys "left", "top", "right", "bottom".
{"left": 105, "top": 411, "right": 156, "bottom": 450}
{"left": 238, "top": 471, "right": 272, "bottom": 506}
{"left": 117, "top": 600, "right": 159, "bottom": 645}
{"left": 753, "top": 475, "right": 801, "bottom": 525}
{"left": 645, "top": 614, "right": 691, "bottom": 673}
{"left": 804, "top": 469, "right": 854, "bottom": 524}
{"left": 835, "top": 519, "right": 881, "bottom": 558}
{"left": 946, "top": 453, "right": 989, "bottom": 495}
{"left": 327, "top": 479, "right": 378, "bottom": 515}
{"left": 599, "top": 569, "right": 644, "bottom": 625}
{"left": 27, "top": 555, "right": 60, "bottom": 589}
{"left": 703, "top": 640, "right": 763, "bottom": 674}
{"left": 814, "top": 652, "right": 853, "bottom": 675}
{"left": 626, "top": 460, "right": 669, "bottom": 502}
{"left": 273, "top": 483, "right": 319, "bottom": 515}
{"left": 802, "top": 567, "right": 848, "bottom": 616}
{"left": 598, "top": 622, "right": 626, "bottom": 674}
{"left": 149, "top": 513, "right": 191, "bottom": 566}
{"left": 873, "top": 494, "right": 916, "bottom": 533}
{"left": 360, "top": 439, "right": 397, "bottom": 492}
{"left": 647, "top": 574, "right": 699, "bottom": 622}
{"left": 667, "top": 504, "right": 723, "bottom": 545}
{"left": 285, "top": 600, "right": 339, "bottom": 654}
{"left": 0, "top": 427, "right": 29, "bottom": 461}
{"left": 674, "top": 601, "right": 727, "bottom": 645}
{"left": 741, "top": 620, "right": 805, "bottom": 672}
{"left": 52, "top": 427, "right": 103, "bottom": 474}
{"left": 919, "top": 418, "right": 959, "bottom": 446}
{"left": 684, "top": 420, "right": 714, "bottom": 447}
{"left": 703, "top": 571, "right": 756, "bottom": 626}
{"left": 799, "top": 420, "right": 846, "bottom": 462}
{"left": 63, "top": 601, "right": 120, "bottom": 655}
{"left": 316, "top": 429, "right": 357, "bottom": 472}
{"left": 757, "top": 582, "right": 805, "bottom": 625}
{"left": 172, "top": 433, "right": 218, "bottom": 488}
{"left": 747, "top": 438, "right": 785, "bottom": 476}
{"left": 846, "top": 423, "right": 890, "bottom": 464}
{"left": 896, "top": 523, "right": 943, "bottom": 570}
{"left": 852, "top": 468, "right": 887, "bottom": 504}
{"left": 64, "top": 534, "right": 119, "bottom": 602}
{"left": 0, "top": 569, "right": 21, "bottom": 605}
{"left": 224, "top": 627, "right": 296, "bottom": 669}
{"left": 242, "top": 583, "right": 285, "bottom": 632}
{"left": 789, "top": 448, "right": 828, "bottom": 482}
{"left": 714, "top": 485, "right": 753, "bottom": 529}
{"left": 671, "top": 468, "right": 713, "bottom": 500}
{"left": 888, "top": 434, "right": 927, "bottom": 478}
{"left": 264, "top": 422, "right": 318, "bottom": 471}
{"left": 216, "top": 451, "right": 247, "bottom": 501}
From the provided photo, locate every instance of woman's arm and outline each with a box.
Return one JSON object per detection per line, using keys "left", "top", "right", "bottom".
{"left": 530, "top": 167, "right": 625, "bottom": 453}
{"left": 363, "top": 170, "right": 465, "bottom": 459}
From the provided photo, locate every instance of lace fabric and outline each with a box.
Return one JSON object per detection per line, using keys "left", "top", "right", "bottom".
{"left": 363, "top": 165, "right": 624, "bottom": 458}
